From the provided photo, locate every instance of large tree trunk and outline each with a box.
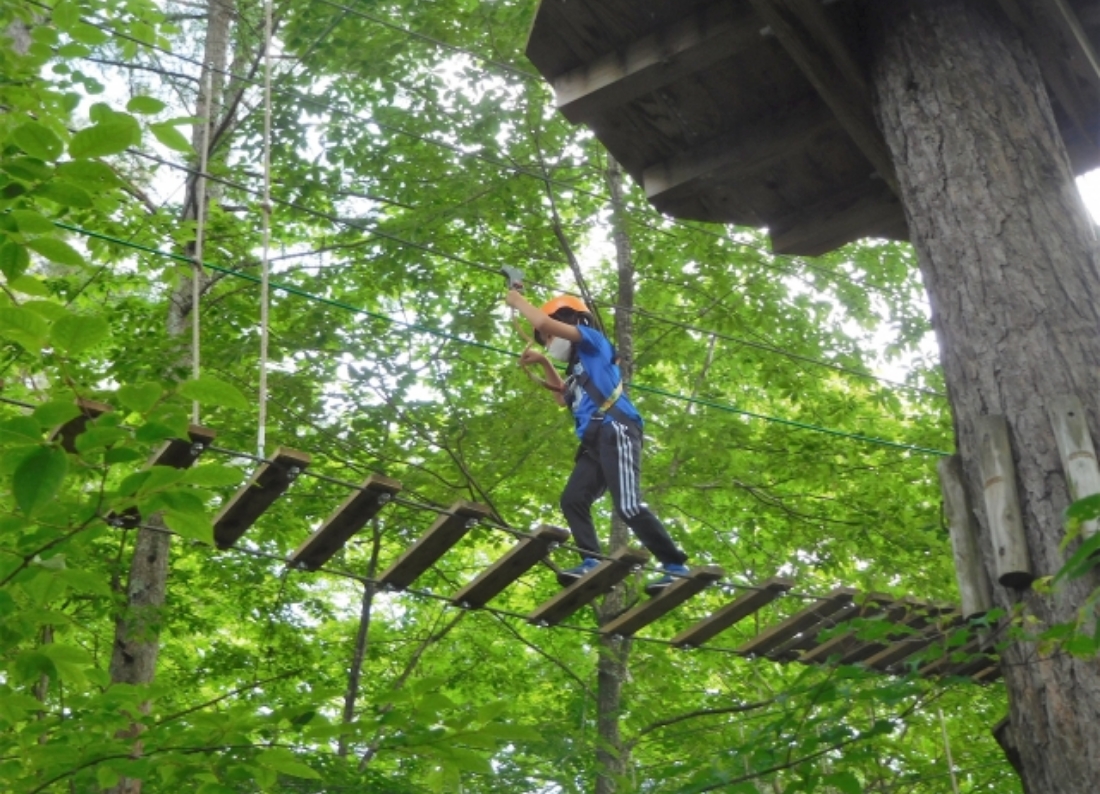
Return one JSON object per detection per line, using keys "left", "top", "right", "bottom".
{"left": 869, "top": 2, "right": 1100, "bottom": 791}
{"left": 592, "top": 154, "right": 637, "bottom": 794}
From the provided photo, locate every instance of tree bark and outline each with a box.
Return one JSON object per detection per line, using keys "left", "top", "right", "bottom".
{"left": 869, "top": 2, "right": 1100, "bottom": 791}
{"left": 106, "top": 3, "right": 236, "bottom": 792}
{"left": 592, "top": 153, "right": 636, "bottom": 794}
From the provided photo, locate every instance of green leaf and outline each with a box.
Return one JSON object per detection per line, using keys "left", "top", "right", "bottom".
{"left": 26, "top": 236, "right": 85, "bottom": 266}
{"left": 179, "top": 375, "right": 249, "bottom": 410}
{"left": 35, "top": 179, "right": 94, "bottom": 208}
{"left": 32, "top": 401, "right": 82, "bottom": 429}
{"left": 1, "top": 157, "right": 53, "bottom": 183}
{"left": 13, "top": 446, "right": 68, "bottom": 516}
{"left": 162, "top": 510, "right": 213, "bottom": 544}
{"left": 8, "top": 275, "right": 51, "bottom": 297}
{"left": 12, "top": 122, "right": 63, "bottom": 161}
{"left": 23, "top": 300, "right": 68, "bottom": 321}
{"left": 96, "top": 767, "right": 120, "bottom": 790}
{"left": 1055, "top": 532, "right": 1100, "bottom": 582}
{"left": 68, "top": 23, "right": 109, "bottom": 46}
{"left": 0, "top": 241, "right": 30, "bottom": 279}
{"left": 0, "top": 416, "right": 42, "bottom": 445}
{"left": 127, "top": 96, "right": 166, "bottom": 115}
{"left": 150, "top": 122, "right": 193, "bottom": 154}
{"left": 0, "top": 306, "right": 50, "bottom": 353}
{"left": 55, "top": 160, "right": 120, "bottom": 191}
{"left": 11, "top": 209, "right": 56, "bottom": 234}
{"left": 180, "top": 465, "right": 244, "bottom": 488}
{"left": 69, "top": 117, "right": 140, "bottom": 158}
{"left": 50, "top": 313, "right": 109, "bottom": 354}
{"left": 256, "top": 750, "right": 321, "bottom": 780}
{"left": 118, "top": 382, "right": 163, "bottom": 413}
{"left": 52, "top": 0, "right": 81, "bottom": 31}
{"left": 824, "top": 771, "right": 863, "bottom": 794}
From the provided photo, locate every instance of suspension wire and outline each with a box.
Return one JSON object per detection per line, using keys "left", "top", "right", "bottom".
{"left": 120, "top": 144, "right": 941, "bottom": 401}
{"left": 192, "top": 69, "right": 213, "bottom": 425}
{"left": 49, "top": 219, "right": 952, "bottom": 457}
{"left": 54, "top": 4, "right": 917, "bottom": 308}
{"left": 257, "top": 0, "right": 274, "bottom": 459}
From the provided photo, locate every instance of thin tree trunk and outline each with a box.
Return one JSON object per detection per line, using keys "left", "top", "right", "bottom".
{"left": 106, "top": 3, "right": 235, "bottom": 792}
{"left": 593, "top": 153, "right": 636, "bottom": 794}
{"left": 338, "top": 520, "right": 382, "bottom": 757}
{"left": 869, "top": 2, "right": 1100, "bottom": 791}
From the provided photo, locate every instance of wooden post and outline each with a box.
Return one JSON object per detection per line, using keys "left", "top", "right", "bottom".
{"left": 975, "top": 415, "right": 1033, "bottom": 589}
{"left": 1048, "top": 395, "right": 1100, "bottom": 540}
{"left": 937, "top": 455, "right": 994, "bottom": 618}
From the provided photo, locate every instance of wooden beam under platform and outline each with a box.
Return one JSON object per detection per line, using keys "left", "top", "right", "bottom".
{"left": 836, "top": 601, "right": 954, "bottom": 666}
{"left": 768, "top": 180, "right": 908, "bottom": 256}
{"left": 451, "top": 525, "right": 571, "bottom": 610}
{"left": 378, "top": 501, "right": 493, "bottom": 591}
{"left": 862, "top": 613, "right": 965, "bottom": 673}
{"left": 213, "top": 448, "right": 312, "bottom": 550}
{"left": 747, "top": 0, "right": 900, "bottom": 196}
{"left": 734, "top": 587, "right": 856, "bottom": 658}
{"left": 287, "top": 474, "right": 403, "bottom": 572}
{"left": 671, "top": 577, "right": 794, "bottom": 649}
{"left": 600, "top": 565, "right": 725, "bottom": 637}
{"left": 48, "top": 398, "right": 113, "bottom": 453}
{"left": 644, "top": 102, "right": 835, "bottom": 209}
{"left": 554, "top": 1, "right": 760, "bottom": 124}
{"left": 527, "top": 548, "right": 651, "bottom": 628}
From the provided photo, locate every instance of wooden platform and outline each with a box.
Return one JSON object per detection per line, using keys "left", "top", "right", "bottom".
{"left": 526, "top": 0, "right": 1100, "bottom": 255}
{"left": 48, "top": 398, "right": 112, "bottom": 453}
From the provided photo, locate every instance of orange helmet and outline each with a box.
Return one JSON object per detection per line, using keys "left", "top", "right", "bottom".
{"left": 535, "top": 295, "right": 592, "bottom": 346}
{"left": 540, "top": 295, "right": 589, "bottom": 318}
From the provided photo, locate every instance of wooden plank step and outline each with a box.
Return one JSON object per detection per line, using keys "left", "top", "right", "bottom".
{"left": 671, "top": 577, "right": 794, "bottom": 649}
{"left": 734, "top": 587, "right": 857, "bottom": 658}
{"left": 107, "top": 425, "right": 218, "bottom": 529}
{"left": 947, "top": 650, "right": 999, "bottom": 680}
{"left": 527, "top": 548, "right": 650, "bottom": 627}
{"left": 378, "top": 501, "right": 493, "bottom": 591}
{"left": 795, "top": 594, "right": 900, "bottom": 664}
{"left": 600, "top": 565, "right": 725, "bottom": 637}
{"left": 213, "top": 448, "right": 311, "bottom": 549}
{"left": 49, "top": 398, "right": 112, "bottom": 453}
{"left": 452, "top": 525, "right": 571, "bottom": 609}
{"left": 288, "top": 474, "right": 403, "bottom": 571}
{"left": 837, "top": 601, "right": 951, "bottom": 665}
{"left": 864, "top": 613, "right": 964, "bottom": 672}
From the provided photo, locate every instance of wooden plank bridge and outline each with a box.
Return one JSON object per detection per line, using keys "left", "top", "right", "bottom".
{"left": 52, "top": 409, "right": 999, "bottom": 684}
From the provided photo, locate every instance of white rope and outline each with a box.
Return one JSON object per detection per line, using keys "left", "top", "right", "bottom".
{"left": 258, "top": 0, "right": 274, "bottom": 458}
{"left": 192, "top": 68, "right": 213, "bottom": 426}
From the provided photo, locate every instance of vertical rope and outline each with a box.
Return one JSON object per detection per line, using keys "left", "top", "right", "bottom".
{"left": 938, "top": 708, "right": 961, "bottom": 794}
{"left": 257, "top": 0, "right": 274, "bottom": 458}
{"left": 192, "top": 69, "right": 213, "bottom": 426}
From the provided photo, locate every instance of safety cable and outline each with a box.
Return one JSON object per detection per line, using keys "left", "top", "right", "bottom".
{"left": 48, "top": 2, "right": 916, "bottom": 306}
{"left": 118, "top": 144, "right": 942, "bottom": 400}
{"left": 48, "top": 219, "right": 951, "bottom": 457}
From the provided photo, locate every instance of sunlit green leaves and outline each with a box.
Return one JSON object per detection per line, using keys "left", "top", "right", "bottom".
{"left": 12, "top": 122, "right": 63, "bottom": 161}
{"left": 25, "top": 235, "right": 85, "bottom": 266}
{"left": 179, "top": 376, "right": 249, "bottom": 410}
{"left": 50, "top": 313, "right": 109, "bottom": 354}
{"left": 69, "top": 114, "right": 141, "bottom": 158}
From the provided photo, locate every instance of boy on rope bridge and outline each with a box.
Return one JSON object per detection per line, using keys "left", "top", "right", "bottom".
{"left": 504, "top": 285, "right": 690, "bottom": 596}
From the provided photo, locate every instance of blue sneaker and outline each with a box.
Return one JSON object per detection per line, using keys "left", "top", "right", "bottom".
{"left": 645, "top": 563, "right": 691, "bottom": 597}
{"left": 557, "top": 557, "right": 600, "bottom": 587}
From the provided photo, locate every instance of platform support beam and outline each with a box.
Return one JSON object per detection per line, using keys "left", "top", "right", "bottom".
{"left": 1048, "top": 394, "right": 1100, "bottom": 540}
{"left": 975, "top": 415, "right": 1033, "bottom": 589}
{"left": 938, "top": 455, "right": 995, "bottom": 618}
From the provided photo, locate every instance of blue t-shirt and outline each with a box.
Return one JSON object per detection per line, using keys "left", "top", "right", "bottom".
{"left": 564, "top": 326, "right": 643, "bottom": 439}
